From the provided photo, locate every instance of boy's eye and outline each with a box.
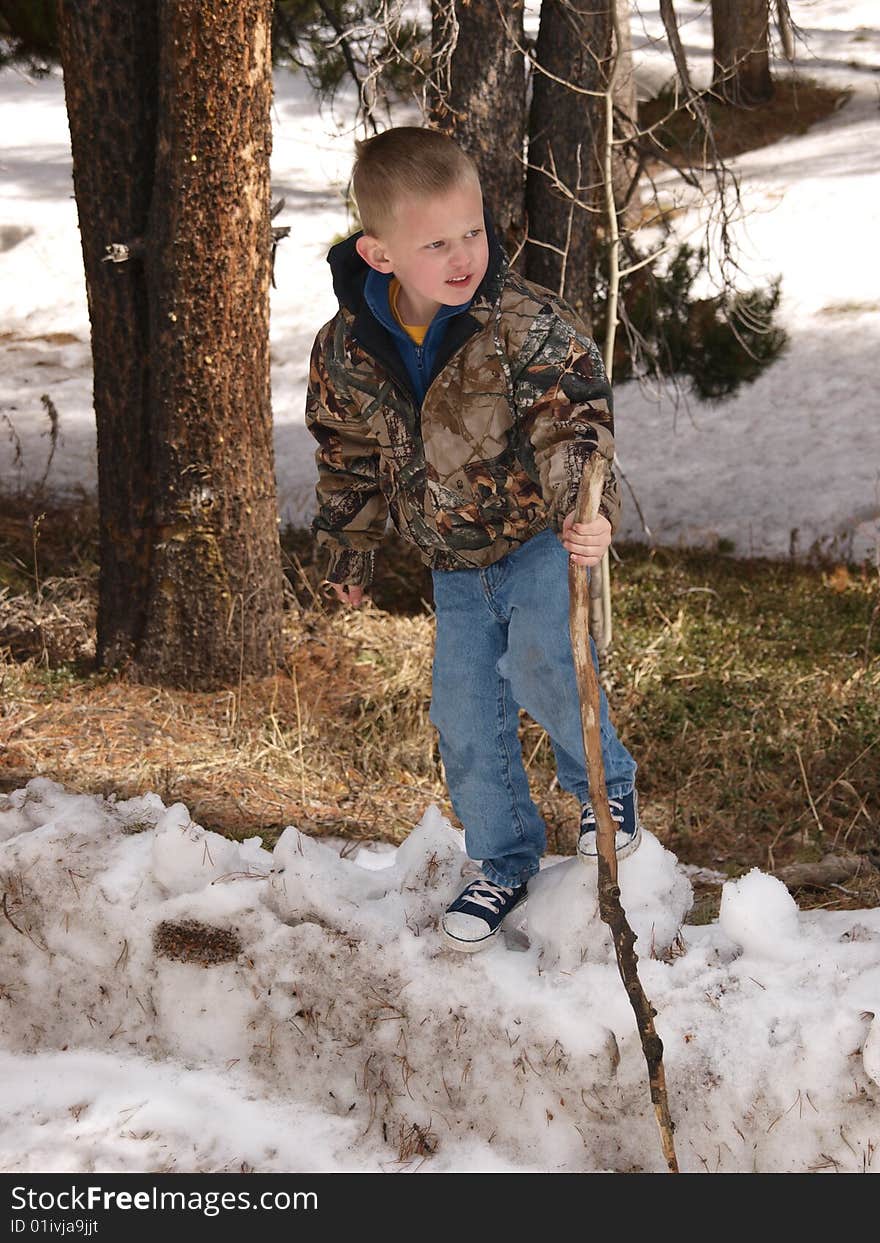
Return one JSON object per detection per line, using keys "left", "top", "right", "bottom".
{"left": 425, "top": 228, "right": 482, "bottom": 249}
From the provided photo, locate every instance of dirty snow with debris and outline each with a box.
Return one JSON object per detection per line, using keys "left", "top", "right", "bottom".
{"left": 2, "top": 1, "right": 880, "bottom": 1176}
{"left": 1, "top": 778, "right": 879, "bottom": 1174}
{"left": 0, "top": 3, "right": 878, "bottom": 558}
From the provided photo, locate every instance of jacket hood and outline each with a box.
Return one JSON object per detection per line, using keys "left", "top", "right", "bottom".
{"left": 326, "top": 206, "right": 509, "bottom": 315}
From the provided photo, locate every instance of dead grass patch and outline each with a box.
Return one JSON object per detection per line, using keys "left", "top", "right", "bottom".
{"left": 0, "top": 606, "right": 441, "bottom": 845}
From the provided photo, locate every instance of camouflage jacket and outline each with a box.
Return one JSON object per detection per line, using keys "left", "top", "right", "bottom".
{"left": 305, "top": 218, "right": 620, "bottom": 586}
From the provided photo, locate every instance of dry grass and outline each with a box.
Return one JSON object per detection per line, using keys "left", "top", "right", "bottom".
{"left": 0, "top": 601, "right": 441, "bottom": 846}
{"left": 1, "top": 494, "right": 878, "bottom": 916}
{"left": 0, "top": 575, "right": 95, "bottom": 664}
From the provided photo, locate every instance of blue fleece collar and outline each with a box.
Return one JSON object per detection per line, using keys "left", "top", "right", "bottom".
{"left": 363, "top": 269, "right": 473, "bottom": 338}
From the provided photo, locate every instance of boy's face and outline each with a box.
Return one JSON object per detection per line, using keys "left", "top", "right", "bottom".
{"left": 356, "top": 176, "right": 490, "bottom": 326}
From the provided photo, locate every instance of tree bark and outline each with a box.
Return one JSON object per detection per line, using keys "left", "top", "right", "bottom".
{"left": 136, "top": 0, "right": 284, "bottom": 686}
{"left": 57, "top": 0, "right": 159, "bottom": 670}
{"left": 524, "top": 0, "right": 612, "bottom": 327}
{"left": 711, "top": 0, "right": 773, "bottom": 105}
{"left": 429, "top": 0, "right": 526, "bottom": 255}
{"left": 57, "top": 0, "right": 285, "bottom": 688}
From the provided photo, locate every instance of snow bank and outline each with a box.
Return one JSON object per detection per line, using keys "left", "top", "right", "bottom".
{"left": 2, "top": 779, "right": 879, "bottom": 1173}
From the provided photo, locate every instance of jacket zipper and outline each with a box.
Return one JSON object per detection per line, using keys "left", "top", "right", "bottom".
{"left": 365, "top": 327, "right": 479, "bottom": 416}
{"left": 418, "top": 330, "right": 481, "bottom": 411}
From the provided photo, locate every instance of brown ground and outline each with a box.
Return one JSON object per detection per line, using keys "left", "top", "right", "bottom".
{"left": 638, "top": 78, "right": 849, "bottom": 166}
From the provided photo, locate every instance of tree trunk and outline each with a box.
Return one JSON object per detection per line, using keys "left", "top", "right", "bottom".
{"left": 57, "top": 0, "right": 285, "bottom": 688}
{"left": 57, "top": 0, "right": 159, "bottom": 670}
{"left": 524, "top": 0, "right": 612, "bottom": 327}
{"left": 136, "top": 0, "right": 284, "bottom": 686}
{"left": 429, "top": 0, "right": 526, "bottom": 255}
{"left": 611, "top": 0, "right": 638, "bottom": 216}
{"left": 711, "top": 0, "right": 773, "bottom": 105}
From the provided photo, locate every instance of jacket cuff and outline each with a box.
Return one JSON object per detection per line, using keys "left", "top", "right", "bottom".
{"left": 324, "top": 546, "right": 375, "bottom": 588}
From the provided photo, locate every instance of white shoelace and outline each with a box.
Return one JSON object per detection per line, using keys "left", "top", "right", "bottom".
{"left": 460, "top": 879, "right": 516, "bottom": 913}
{"left": 581, "top": 799, "right": 625, "bottom": 827}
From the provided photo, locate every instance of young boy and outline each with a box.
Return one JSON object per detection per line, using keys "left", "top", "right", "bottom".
{"left": 305, "top": 127, "right": 641, "bottom": 953}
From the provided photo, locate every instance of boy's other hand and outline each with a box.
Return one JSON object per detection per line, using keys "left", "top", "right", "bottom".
{"left": 326, "top": 583, "right": 366, "bottom": 607}
{"left": 560, "top": 510, "right": 612, "bottom": 567}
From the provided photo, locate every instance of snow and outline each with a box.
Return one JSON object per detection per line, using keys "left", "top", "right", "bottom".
{"left": 2, "top": 3, "right": 880, "bottom": 1176}
{"left": 719, "top": 869, "right": 802, "bottom": 962}
{"left": 617, "top": 2, "right": 880, "bottom": 562}
{"left": 1, "top": 777, "right": 879, "bottom": 1174}
{"left": 1, "top": 3, "right": 878, "bottom": 559}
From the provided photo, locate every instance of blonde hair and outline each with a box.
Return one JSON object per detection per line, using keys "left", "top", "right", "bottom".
{"left": 352, "top": 126, "right": 480, "bottom": 237}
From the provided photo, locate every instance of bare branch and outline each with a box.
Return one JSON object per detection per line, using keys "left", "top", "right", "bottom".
{"left": 569, "top": 456, "right": 679, "bottom": 1173}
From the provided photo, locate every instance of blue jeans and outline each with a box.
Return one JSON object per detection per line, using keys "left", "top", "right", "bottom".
{"left": 430, "top": 528, "right": 637, "bottom": 888}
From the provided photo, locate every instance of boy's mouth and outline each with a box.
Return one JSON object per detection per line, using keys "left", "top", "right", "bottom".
{"left": 446, "top": 274, "right": 472, "bottom": 286}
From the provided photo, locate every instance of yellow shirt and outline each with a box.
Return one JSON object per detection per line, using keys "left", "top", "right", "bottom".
{"left": 389, "top": 277, "right": 429, "bottom": 346}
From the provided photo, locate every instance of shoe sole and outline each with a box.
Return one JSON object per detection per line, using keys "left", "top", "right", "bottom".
{"left": 577, "top": 822, "right": 642, "bottom": 865}
{"left": 440, "top": 896, "right": 528, "bottom": 953}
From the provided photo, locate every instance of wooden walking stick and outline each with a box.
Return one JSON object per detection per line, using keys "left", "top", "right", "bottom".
{"left": 568, "top": 453, "right": 679, "bottom": 1174}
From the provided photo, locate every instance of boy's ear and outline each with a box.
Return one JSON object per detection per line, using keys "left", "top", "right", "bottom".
{"left": 356, "top": 234, "right": 394, "bottom": 274}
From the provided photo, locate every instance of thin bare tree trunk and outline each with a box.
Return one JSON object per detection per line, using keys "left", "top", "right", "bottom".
{"left": 611, "top": 0, "right": 638, "bottom": 215}
{"left": 589, "top": 4, "right": 628, "bottom": 656}
{"left": 776, "top": 0, "right": 795, "bottom": 63}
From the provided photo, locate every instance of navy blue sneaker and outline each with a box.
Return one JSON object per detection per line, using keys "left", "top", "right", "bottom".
{"left": 577, "top": 790, "right": 642, "bottom": 863}
{"left": 441, "top": 876, "right": 528, "bottom": 953}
